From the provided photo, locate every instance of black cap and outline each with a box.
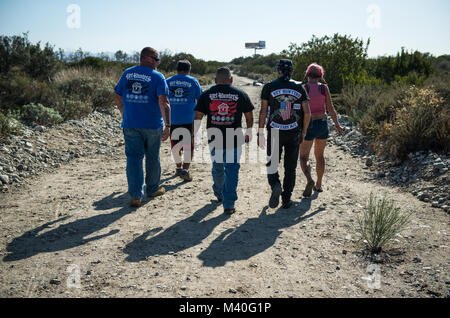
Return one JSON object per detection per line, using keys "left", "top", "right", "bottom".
{"left": 277, "top": 59, "right": 294, "bottom": 72}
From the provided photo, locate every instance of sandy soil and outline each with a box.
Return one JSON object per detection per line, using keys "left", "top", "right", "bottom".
{"left": 0, "top": 74, "right": 448, "bottom": 298}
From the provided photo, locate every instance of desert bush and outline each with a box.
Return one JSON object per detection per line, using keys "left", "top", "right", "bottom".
{"left": 53, "top": 67, "right": 121, "bottom": 84}
{"left": 423, "top": 73, "right": 450, "bottom": 101}
{"left": 54, "top": 70, "right": 116, "bottom": 112}
{"left": 0, "top": 69, "right": 64, "bottom": 113}
{"left": 337, "top": 83, "right": 405, "bottom": 130}
{"left": 376, "top": 86, "right": 449, "bottom": 159}
{"left": 356, "top": 193, "right": 412, "bottom": 253}
{"left": 21, "top": 103, "right": 63, "bottom": 126}
{"left": 0, "top": 112, "right": 23, "bottom": 138}
{"left": 92, "top": 85, "right": 116, "bottom": 111}
{"left": 54, "top": 99, "right": 92, "bottom": 121}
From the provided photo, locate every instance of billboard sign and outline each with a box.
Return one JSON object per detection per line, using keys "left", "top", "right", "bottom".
{"left": 245, "top": 41, "right": 266, "bottom": 49}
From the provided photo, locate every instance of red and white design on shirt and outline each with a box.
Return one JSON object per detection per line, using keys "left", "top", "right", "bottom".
{"left": 279, "top": 101, "right": 292, "bottom": 121}
{"left": 217, "top": 103, "right": 229, "bottom": 116}
{"left": 210, "top": 100, "right": 237, "bottom": 125}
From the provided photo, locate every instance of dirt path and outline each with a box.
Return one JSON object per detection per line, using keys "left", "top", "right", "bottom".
{"left": 0, "top": 74, "right": 448, "bottom": 298}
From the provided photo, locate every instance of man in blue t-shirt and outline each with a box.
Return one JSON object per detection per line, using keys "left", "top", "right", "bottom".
{"left": 114, "top": 46, "right": 171, "bottom": 208}
{"left": 166, "top": 60, "right": 202, "bottom": 182}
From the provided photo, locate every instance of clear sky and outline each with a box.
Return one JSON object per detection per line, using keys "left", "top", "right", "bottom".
{"left": 0, "top": 0, "right": 449, "bottom": 62}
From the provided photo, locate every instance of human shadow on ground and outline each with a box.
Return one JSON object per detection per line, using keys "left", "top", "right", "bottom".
{"left": 162, "top": 179, "right": 189, "bottom": 193}
{"left": 197, "top": 194, "right": 325, "bottom": 268}
{"left": 124, "top": 201, "right": 229, "bottom": 262}
{"left": 3, "top": 194, "right": 134, "bottom": 262}
{"left": 93, "top": 192, "right": 130, "bottom": 210}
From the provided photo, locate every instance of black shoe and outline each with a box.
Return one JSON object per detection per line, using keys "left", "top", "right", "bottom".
{"left": 281, "top": 200, "right": 293, "bottom": 209}
{"left": 314, "top": 186, "right": 323, "bottom": 193}
{"left": 269, "top": 183, "right": 282, "bottom": 208}
{"left": 303, "top": 180, "right": 315, "bottom": 198}
{"left": 180, "top": 170, "right": 193, "bottom": 182}
{"left": 224, "top": 208, "right": 236, "bottom": 215}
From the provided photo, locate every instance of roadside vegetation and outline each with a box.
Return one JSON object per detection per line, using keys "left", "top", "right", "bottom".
{"left": 232, "top": 34, "right": 449, "bottom": 160}
{"left": 1, "top": 33, "right": 448, "bottom": 162}
{"left": 0, "top": 34, "right": 224, "bottom": 139}
{"left": 356, "top": 193, "right": 413, "bottom": 253}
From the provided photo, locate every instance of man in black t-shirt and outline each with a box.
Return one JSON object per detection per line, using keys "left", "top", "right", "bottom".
{"left": 257, "top": 59, "right": 311, "bottom": 209}
{"left": 194, "top": 67, "right": 254, "bottom": 215}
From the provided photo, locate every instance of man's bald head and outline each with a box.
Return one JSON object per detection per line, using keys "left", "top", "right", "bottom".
{"left": 215, "top": 67, "right": 232, "bottom": 84}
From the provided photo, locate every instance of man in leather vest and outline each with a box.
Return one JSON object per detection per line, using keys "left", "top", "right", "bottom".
{"left": 257, "top": 59, "right": 311, "bottom": 209}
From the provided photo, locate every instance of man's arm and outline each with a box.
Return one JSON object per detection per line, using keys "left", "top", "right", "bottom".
{"left": 258, "top": 99, "right": 268, "bottom": 130}
{"left": 257, "top": 99, "right": 269, "bottom": 148}
{"left": 115, "top": 94, "right": 123, "bottom": 117}
{"left": 244, "top": 111, "right": 254, "bottom": 143}
{"left": 193, "top": 111, "right": 204, "bottom": 132}
{"left": 158, "top": 95, "right": 171, "bottom": 141}
{"left": 193, "top": 111, "right": 205, "bottom": 141}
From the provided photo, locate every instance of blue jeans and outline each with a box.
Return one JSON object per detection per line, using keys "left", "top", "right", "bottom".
{"left": 123, "top": 127, "right": 162, "bottom": 199}
{"left": 210, "top": 147, "right": 242, "bottom": 209}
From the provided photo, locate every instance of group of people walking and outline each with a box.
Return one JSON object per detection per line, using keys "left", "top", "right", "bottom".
{"left": 114, "top": 47, "right": 343, "bottom": 214}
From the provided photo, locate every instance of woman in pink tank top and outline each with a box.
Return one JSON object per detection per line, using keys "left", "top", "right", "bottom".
{"left": 299, "top": 63, "right": 343, "bottom": 197}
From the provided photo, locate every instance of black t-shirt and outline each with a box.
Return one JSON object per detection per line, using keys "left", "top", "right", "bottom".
{"left": 261, "top": 78, "right": 309, "bottom": 133}
{"left": 195, "top": 84, "right": 254, "bottom": 149}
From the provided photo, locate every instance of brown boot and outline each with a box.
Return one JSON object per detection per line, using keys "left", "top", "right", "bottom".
{"left": 148, "top": 187, "right": 165, "bottom": 198}
{"left": 130, "top": 198, "right": 142, "bottom": 208}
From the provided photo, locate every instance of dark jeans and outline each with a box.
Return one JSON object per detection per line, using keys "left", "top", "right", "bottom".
{"left": 266, "top": 129, "right": 301, "bottom": 203}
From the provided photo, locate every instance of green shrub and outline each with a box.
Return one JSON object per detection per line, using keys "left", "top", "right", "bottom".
{"left": 57, "top": 77, "right": 98, "bottom": 102}
{"left": 424, "top": 73, "right": 450, "bottom": 101}
{"left": 0, "top": 69, "right": 64, "bottom": 113}
{"left": 356, "top": 193, "right": 412, "bottom": 253}
{"left": 56, "top": 74, "right": 115, "bottom": 112}
{"left": 54, "top": 99, "right": 92, "bottom": 120}
{"left": 0, "top": 112, "right": 23, "bottom": 138}
{"left": 21, "top": 103, "right": 63, "bottom": 126}
{"left": 92, "top": 86, "right": 115, "bottom": 111}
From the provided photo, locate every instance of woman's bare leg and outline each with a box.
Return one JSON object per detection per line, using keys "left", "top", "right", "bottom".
{"left": 299, "top": 140, "right": 314, "bottom": 183}
{"left": 313, "top": 139, "right": 327, "bottom": 190}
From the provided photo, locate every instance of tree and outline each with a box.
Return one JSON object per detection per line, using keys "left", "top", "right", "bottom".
{"left": 114, "top": 50, "right": 128, "bottom": 62}
{"left": 0, "top": 33, "right": 60, "bottom": 80}
{"left": 282, "top": 34, "right": 369, "bottom": 93}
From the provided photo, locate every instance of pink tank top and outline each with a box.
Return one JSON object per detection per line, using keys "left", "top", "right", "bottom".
{"left": 308, "top": 83, "right": 326, "bottom": 116}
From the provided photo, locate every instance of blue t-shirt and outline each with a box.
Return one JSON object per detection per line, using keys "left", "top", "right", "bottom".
{"left": 166, "top": 74, "right": 202, "bottom": 125}
{"left": 114, "top": 65, "right": 169, "bottom": 129}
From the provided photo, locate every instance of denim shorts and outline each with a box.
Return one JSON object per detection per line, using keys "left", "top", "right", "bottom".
{"left": 305, "top": 118, "right": 329, "bottom": 141}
